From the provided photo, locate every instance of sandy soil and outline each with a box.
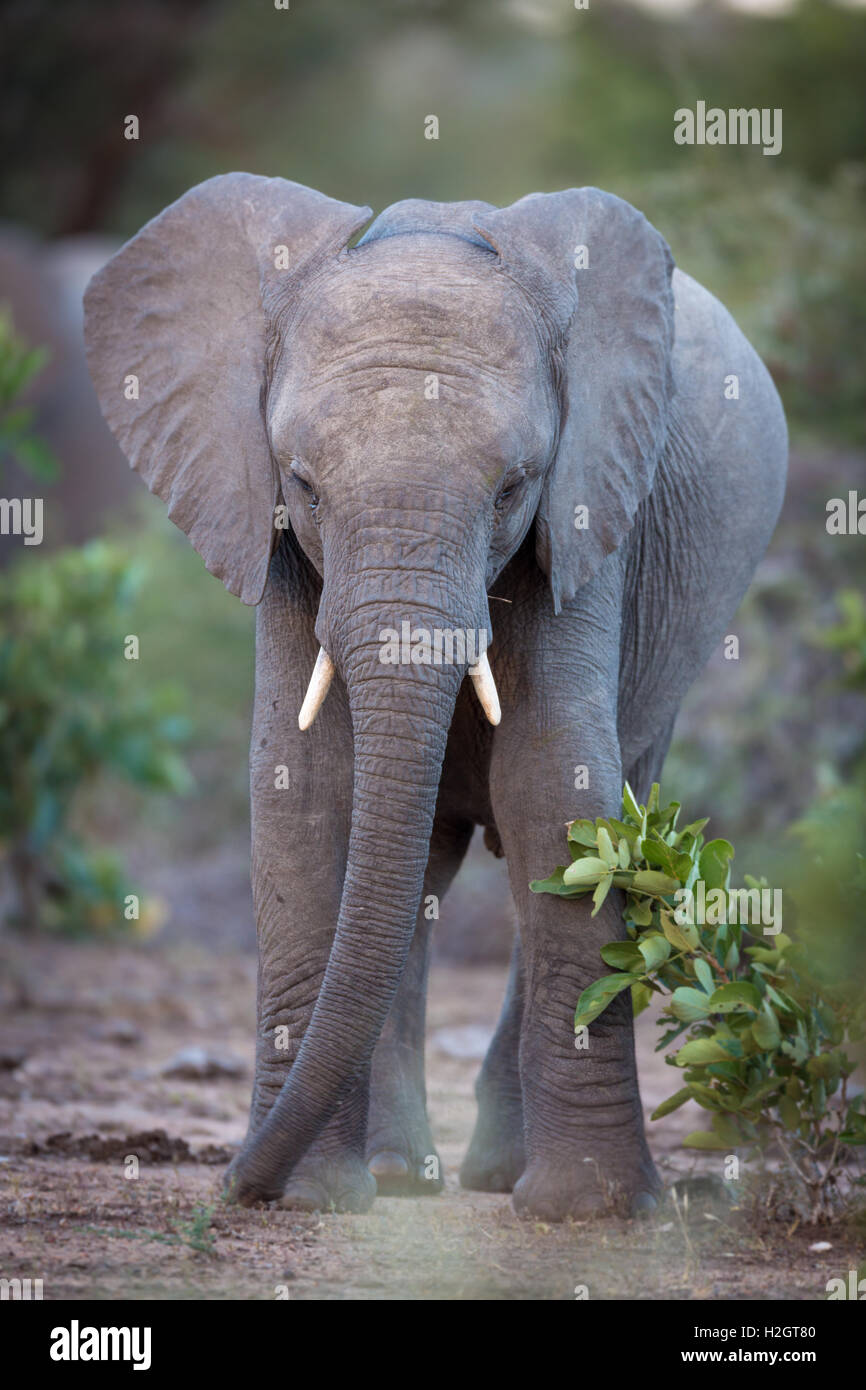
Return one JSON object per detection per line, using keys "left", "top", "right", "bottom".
{"left": 0, "top": 938, "right": 860, "bottom": 1301}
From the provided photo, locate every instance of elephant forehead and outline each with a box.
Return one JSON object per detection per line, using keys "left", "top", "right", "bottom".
{"left": 270, "top": 244, "right": 554, "bottom": 464}
{"left": 286, "top": 242, "right": 544, "bottom": 383}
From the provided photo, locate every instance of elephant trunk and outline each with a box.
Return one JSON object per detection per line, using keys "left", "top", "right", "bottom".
{"left": 233, "top": 570, "right": 488, "bottom": 1199}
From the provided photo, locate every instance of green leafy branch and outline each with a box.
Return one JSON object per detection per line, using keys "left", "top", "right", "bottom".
{"left": 531, "top": 784, "right": 866, "bottom": 1221}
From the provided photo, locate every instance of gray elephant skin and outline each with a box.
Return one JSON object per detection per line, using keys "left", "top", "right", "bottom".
{"left": 83, "top": 175, "right": 786, "bottom": 1221}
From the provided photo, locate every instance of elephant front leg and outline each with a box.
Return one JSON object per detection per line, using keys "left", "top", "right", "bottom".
{"left": 228, "top": 677, "right": 376, "bottom": 1213}
{"left": 490, "top": 714, "right": 660, "bottom": 1223}
{"left": 240, "top": 847, "right": 376, "bottom": 1213}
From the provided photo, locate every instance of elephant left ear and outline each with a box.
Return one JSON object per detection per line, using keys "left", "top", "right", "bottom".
{"left": 476, "top": 188, "right": 675, "bottom": 612}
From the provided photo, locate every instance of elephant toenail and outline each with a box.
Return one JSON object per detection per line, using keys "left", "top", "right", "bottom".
{"left": 367, "top": 1150, "right": 410, "bottom": 1182}
{"left": 632, "top": 1191, "right": 658, "bottom": 1217}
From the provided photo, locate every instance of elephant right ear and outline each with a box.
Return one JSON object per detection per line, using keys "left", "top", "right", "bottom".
{"left": 84, "top": 174, "right": 371, "bottom": 604}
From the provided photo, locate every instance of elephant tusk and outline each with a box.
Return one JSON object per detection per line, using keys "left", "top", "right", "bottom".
{"left": 298, "top": 648, "right": 336, "bottom": 730}
{"left": 469, "top": 649, "right": 501, "bottom": 726}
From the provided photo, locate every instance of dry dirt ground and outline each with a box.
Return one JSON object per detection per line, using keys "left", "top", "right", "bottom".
{"left": 0, "top": 938, "right": 861, "bottom": 1301}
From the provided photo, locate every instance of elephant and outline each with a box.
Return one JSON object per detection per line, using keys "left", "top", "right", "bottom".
{"left": 83, "top": 174, "right": 787, "bottom": 1222}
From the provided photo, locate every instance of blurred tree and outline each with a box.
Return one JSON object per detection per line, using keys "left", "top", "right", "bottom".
{"left": 0, "top": 0, "right": 214, "bottom": 234}
{"left": 3, "top": 0, "right": 864, "bottom": 237}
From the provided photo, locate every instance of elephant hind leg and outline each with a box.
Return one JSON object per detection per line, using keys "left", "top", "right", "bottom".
{"left": 365, "top": 815, "right": 473, "bottom": 1196}
{"left": 460, "top": 934, "right": 526, "bottom": 1193}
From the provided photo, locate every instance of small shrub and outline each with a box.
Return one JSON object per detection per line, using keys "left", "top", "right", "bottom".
{"left": 531, "top": 783, "right": 866, "bottom": 1222}
{"left": 0, "top": 542, "right": 191, "bottom": 934}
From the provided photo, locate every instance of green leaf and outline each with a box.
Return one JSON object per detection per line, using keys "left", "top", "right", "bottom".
{"left": 642, "top": 839, "right": 679, "bottom": 875}
{"left": 741, "top": 1078, "right": 782, "bottom": 1109}
{"left": 631, "top": 869, "right": 680, "bottom": 895}
{"left": 600, "top": 942, "right": 644, "bottom": 972}
{"left": 777, "top": 1095, "right": 800, "bottom": 1131}
{"left": 670, "top": 987, "right": 713, "bottom": 1022}
{"left": 529, "top": 867, "right": 580, "bottom": 896}
{"left": 710, "top": 1112, "right": 743, "bottom": 1147}
{"left": 638, "top": 933, "right": 671, "bottom": 972}
{"left": 574, "top": 973, "right": 639, "bottom": 1029}
{"left": 687, "top": 1082, "right": 723, "bottom": 1110}
{"left": 562, "top": 856, "right": 609, "bottom": 886}
{"left": 679, "top": 818, "right": 710, "bottom": 839}
{"left": 694, "top": 957, "right": 715, "bottom": 995}
{"left": 631, "top": 981, "right": 653, "bottom": 1018}
{"left": 811, "top": 1078, "right": 826, "bottom": 1118}
{"left": 780, "top": 1034, "right": 810, "bottom": 1065}
{"left": 752, "top": 1000, "right": 781, "bottom": 1051}
{"left": 676, "top": 1037, "right": 731, "bottom": 1066}
{"left": 708, "top": 982, "right": 762, "bottom": 1013}
{"left": 590, "top": 872, "right": 614, "bottom": 916}
{"left": 661, "top": 909, "right": 698, "bottom": 952}
{"left": 699, "top": 839, "right": 734, "bottom": 890}
{"left": 627, "top": 897, "right": 654, "bottom": 927}
{"left": 596, "top": 827, "right": 617, "bottom": 868}
{"left": 764, "top": 982, "right": 796, "bottom": 1014}
{"left": 622, "top": 782, "right": 642, "bottom": 822}
{"left": 682, "top": 1130, "right": 731, "bottom": 1151}
{"left": 651, "top": 1086, "right": 692, "bottom": 1120}
{"left": 566, "top": 819, "right": 597, "bottom": 848}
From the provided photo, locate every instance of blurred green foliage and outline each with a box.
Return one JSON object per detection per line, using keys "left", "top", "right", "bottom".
{"left": 0, "top": 306, "right": 58, "bottom": 483}
{"left": 629, "top": 166, "right": 866, "bottom": 444}
{"left": 0, "top": 541, "right": 191, "bottom": 933}
{"left": 1, "top": 0, "right": 864, "bottom": 439}
{"left": 97, "top": 502, "right": 256, "bottom": 856}
{"left": 779, "top": 589, "right": 866, "bottom": 992}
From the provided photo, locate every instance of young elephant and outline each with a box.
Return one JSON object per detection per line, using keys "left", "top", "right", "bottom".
{"left": 84, "top": 175, "right": 786, "bottom": 1221}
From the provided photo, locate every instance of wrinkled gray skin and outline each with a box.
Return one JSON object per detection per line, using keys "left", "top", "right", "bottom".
{"left": 84, "top": 175, "right": 786, "bottom": 1221}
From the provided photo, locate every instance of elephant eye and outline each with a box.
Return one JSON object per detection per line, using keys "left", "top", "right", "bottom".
{"left": 495, "top": 476, "right": 523, "bottom": 511}
{"left": 290, "top": 463, "right": 320, "bottom": 511}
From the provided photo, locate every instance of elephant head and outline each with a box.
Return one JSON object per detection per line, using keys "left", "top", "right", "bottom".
{"left": 84, "top": 175, "right": 674, "bottom": 1199}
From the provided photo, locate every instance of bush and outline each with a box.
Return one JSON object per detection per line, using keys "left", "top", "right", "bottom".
{"left": 0, "top": 542, "right": 191, "bottom": 934}
{"left": 531, "top": 783, "right": 866, "bottom": 1222}
{"left": 0, "top": 305, "right": 58, "bottom": 483}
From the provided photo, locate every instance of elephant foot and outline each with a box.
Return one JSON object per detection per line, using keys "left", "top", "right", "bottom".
{"left": 276, "top": 1154, "right": 377, "bottom": 1213}
{"left": 365, "top": 1113, "right": 445, "bottom": 1196}
{"left": 460, "top": 1095, "right": 526, "bottom": 1193}
{"left": 365, "top": 1145, "right": 444, "bottom": 1196}
{"left": 512, "top": 1152, "right": 661, "bottom": 1223}
{"left": 224, "top": 1152, "right": 376, "bottom": 1214}
{"left": 459, "top": 1134, "right": 525, "bottom": 1193}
